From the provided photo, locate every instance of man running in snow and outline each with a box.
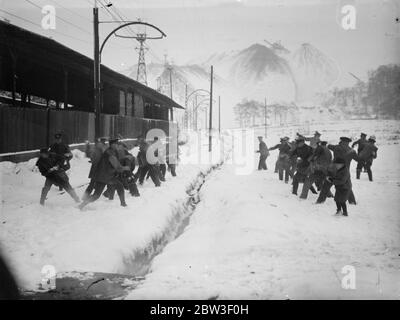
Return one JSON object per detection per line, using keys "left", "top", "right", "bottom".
{"left": 352, "top": 132, "right": 368, "bottom": 173}
{"left": 309, "top": 141, "right": 332, "bottom": 190}
{"left": 49, "top": 132, "right": 73, "bottom": 191}
{"left": 316, "top": 137, "right": 357, "bottom": 204}
{"left": 36, "top": 148, "right": 80, "bottom": 205}
{"left": 82, "top": 137, "right": 107, "bottom": 201}
{"left": 352, "top": 133, "right": 368, "bottom": 155}
{"left": 327, "top": 158, "right": 352, "bottom": 216}
{"left": 137, "top": 138, "right": 161, "bottom": 187}
{"left": 356, "top": 135, "right": 378, "bottom": 181}
{"left": 304, "top": 131, "right": 321, "bottom": 149}
{"left": 289, "top": 136, "right": 316, "bottom": 196}
{"left": 78, "top": 138, "right": 130, "bottom": 209}
{"left": 269, "top": 137, "right": 291, "bottom": 183}
{"left": 256, "top": 136, "right": 269, "bottom": 170}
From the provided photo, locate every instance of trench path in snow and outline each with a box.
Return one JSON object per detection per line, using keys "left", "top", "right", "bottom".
{"left": 22, "top": 162, "right": 224, "bottom": 300}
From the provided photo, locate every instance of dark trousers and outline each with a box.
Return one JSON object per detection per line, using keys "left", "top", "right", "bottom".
{"left": 292, "top": 172, "right": 305, "bottom": 194}
{"left": 148, "top": 164, "right": 165, "bottom": 182}
{"left": 82, "top": 179, "right": 96, "bottom": 200}
{"left": 289, "top": 160, "right": 296, "bottom": 178}
{"left": 139, "top": 165, "right": 161, "bottom": 186}
{"left": 336, "top": 201, "right": 348, "bottom": 215}
{"left": 278, "top": 167, "right": 290, "bottom": 182}
{"left": 79, "top": 181, "right": 126, "bottom": 209}
{"left": 313, "top": 170, "right": 326, "bottom": 190}
{"left": 258, "top": 155, "right": 267, "bottom": 170}
{"left": 356, "top": 160, "right": 373, "bottom": 181}
{"left": 40, "top": 177, "right": 79, "bottom": 205}
{"left": 317, "top": 180, "right": 356, "bottom": 204}
{"left": 104, "top": 182, "right": 124, "bottom": 200}
{"left": 107, "top": 179, "right": 140, "bottom": 198}
{"left": 168, "top": 163, "right": 177, "bottom": 177}
{"left": 127, "top": 182, "right": 140, "bottom": 196}
{"left": 299, "top": 175, "right": 318, "bottom": 199}
{"left": 159, "top": 164, "right": 167, "bottom": 180}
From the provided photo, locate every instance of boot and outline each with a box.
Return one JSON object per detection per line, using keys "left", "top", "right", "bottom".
{"left": 103, "top": 189, "right": 110, "bottom": 199}
{"left": 292, "top": 183, "right": 298, "bottom": 195}
{"left": 310, "top": 185, "right": 318, "bottom": 194}
{"left": 356, "top": 169, "right": 361, "bottom": 179}
{"left": 119, "top": 193, "right": 127, "bottom": 207}
{"left": 129, "top": 184, "right": 140, "bottom": 197}
{"left": 368, "top": 171, "right": 373, "bottom": 182}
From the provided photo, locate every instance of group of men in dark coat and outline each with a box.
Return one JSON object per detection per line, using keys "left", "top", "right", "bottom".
{"left": 36, "top": 133, "right": 177, "bottom": 210}
{"left": 258, "top": 130, "right": 378, "bottom": 217}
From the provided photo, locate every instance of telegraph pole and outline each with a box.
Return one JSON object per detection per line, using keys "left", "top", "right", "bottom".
{"left": 205, "top": 110, "right": 207, "bottom": 130}
{"left": 168, "top": 66, "right": 173, "bottom": 100}
{"left": 193, "top": 94, "right": 197, "bottom": 132}
{"left": 184, "top": 83, "right": 188, "bottom": 130}
{"left": 218, "top": 95, "right": 221, "bottom": 135}
{"left": 264, "top": 97, "right": 267, "bottom": 138}
{"left": 168, "top": 65, "right": 173, "bottom": 121}
{"left": 93, "top": 2, "right": 100, "bottom": 139}
{"left": 209, "top": 65, "right": 213, "bottom": 152}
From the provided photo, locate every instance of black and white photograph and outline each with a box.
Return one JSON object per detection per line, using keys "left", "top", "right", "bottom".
{"left": 0, "top": 0, "right": 399, "bottom": 304}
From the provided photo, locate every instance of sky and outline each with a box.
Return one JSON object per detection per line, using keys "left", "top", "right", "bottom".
{"left": 1, "top": 0, "right": 399, "bottom": 86}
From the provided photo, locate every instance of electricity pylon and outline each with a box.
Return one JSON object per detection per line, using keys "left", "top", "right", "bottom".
{"left": 114, "top": 19, "right": 165, "bottom": 87}
{"left": 135, "top": 33, "right": 148, "bottom": 85}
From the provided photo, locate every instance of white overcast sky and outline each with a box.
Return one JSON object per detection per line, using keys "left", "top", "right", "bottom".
{"left": 1, "top": 0, "right": 399, "bottom": 86}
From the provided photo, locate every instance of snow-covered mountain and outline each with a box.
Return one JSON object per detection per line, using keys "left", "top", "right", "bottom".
{"left": 228, "top": 43, "right": 297, "bottom": 103}
{"left": 290, "top": 43, "right": 340, "bottom": 102}
{"left": 120, "top": 42, "right": 345, "bottom": 127}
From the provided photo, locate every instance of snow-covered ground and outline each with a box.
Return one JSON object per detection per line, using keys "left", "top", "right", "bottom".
{"left": 126, "top": 120, "right": 400, "bottom": 300}
{"left": 127, "top": 148, "right": 400, "bottom": 299}
{"left": 0, "top": 134, "right": 227, "bottom": 290}
{"left": 1, "top": 120, "right": 399, "bottom": 299}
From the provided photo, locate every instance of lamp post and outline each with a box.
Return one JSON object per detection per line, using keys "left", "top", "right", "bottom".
{"left": 92, "top": 1, "right": 166, "bottom": 139}
{"left": 218, "top": 95, "right": 221, "bottom": 135}
{"left": 93, "top": 3, "right": 100, "bottom": 139}
{"left": 264, "top": 97, "right": 267, "bottom": 138}
{"left": 194, "top": 97, "right": 217, "bottom": 132}
{"left": 185, "top": 89, "right": 210, "bottom": 130}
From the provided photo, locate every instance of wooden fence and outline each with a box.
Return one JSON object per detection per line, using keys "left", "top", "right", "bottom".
{"left": 0, "top": 105, "right": 176, "bottom": 162}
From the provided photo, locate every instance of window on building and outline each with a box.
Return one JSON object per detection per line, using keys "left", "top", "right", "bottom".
{"left": 127, "top": 92, "right": 133, "bottom": 116}
{"left": 119, "top": 90, "right": 126, "bottom": 115}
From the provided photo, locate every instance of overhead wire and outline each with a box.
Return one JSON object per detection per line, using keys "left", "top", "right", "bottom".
{"left": 0, "top": 8, "right": 89, "bottom": 43}
{"left": 24, "top": 0, "right": 92, "bottom": 35}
